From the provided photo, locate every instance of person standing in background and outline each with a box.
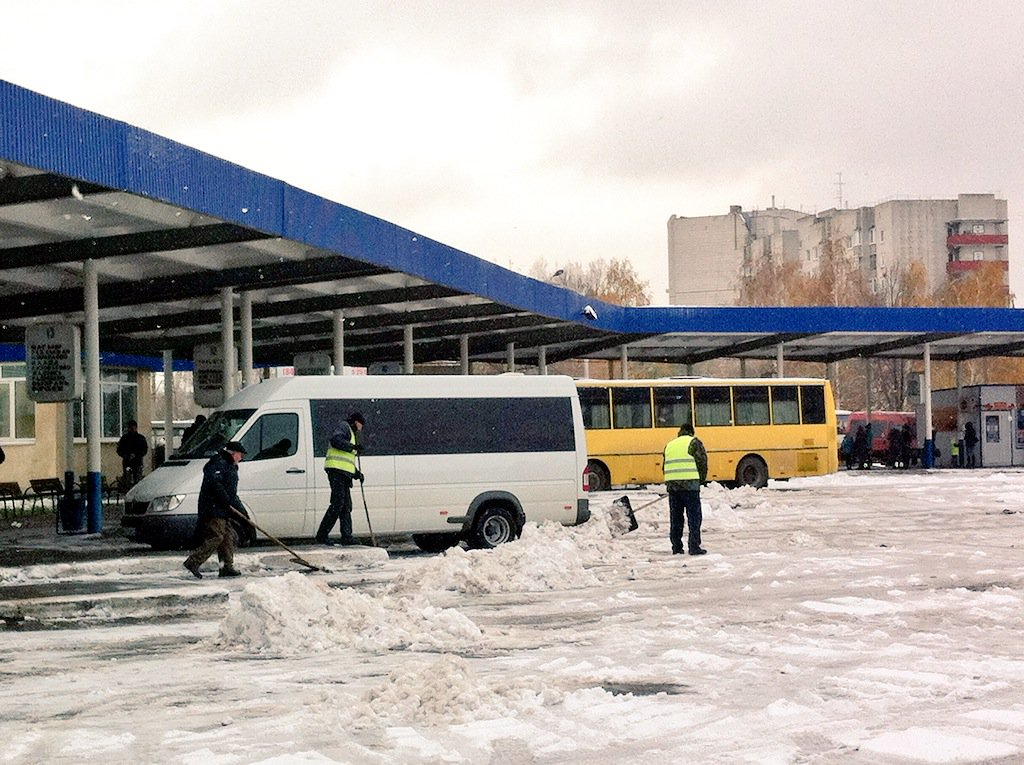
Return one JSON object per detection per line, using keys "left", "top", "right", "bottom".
{"left": 663, "top": 422, "right": 709, "bottom": 556}
{"left": 116, "top": 420, "right": 148, "bottom": 487}
{"left": 315, "top": 412, "right": 365, "bottom": 546}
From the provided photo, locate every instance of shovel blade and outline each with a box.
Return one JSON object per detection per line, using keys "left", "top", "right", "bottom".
{"left": 611, "top": 495, "right": 639, "bottom": 533}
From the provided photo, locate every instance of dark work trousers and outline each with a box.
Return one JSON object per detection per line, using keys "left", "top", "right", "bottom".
{"left": 185, "top": 517, "right": 236, "bottom": 571}
{"left": 668, "top": 489, "right": 702, "bottom": 553}
{"left": 316, "top": 469, "right": 354, "bottom": 542}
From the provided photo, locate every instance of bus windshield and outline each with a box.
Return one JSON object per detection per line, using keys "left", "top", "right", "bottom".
{"left": 174, "top": 409, "right": 256, "bottom": 459}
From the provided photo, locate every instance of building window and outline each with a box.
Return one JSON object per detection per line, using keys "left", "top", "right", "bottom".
{"left": 0, "top": 363, "right": 35, "bottom": 440}
{"left": 972, "top": 223, "right": 985, "bottom": 234}
{"left": 974, "top": 251, "right": 984, "bottom": 261}
{"left": 880, "top": 229, "right": 885, "bottom": 242}
{"left": 851, "top": 229, "right": 862, "bottom": 246}
{"left": 868, "top": 227, "right": 875, "bottom": 243}
{"left": 73, "top": 369, "right": 139, "bottom": 439}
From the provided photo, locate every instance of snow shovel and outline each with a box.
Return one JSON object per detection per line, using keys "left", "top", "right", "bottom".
{"left": 355, "top": 453, "right": 377, "bottom": 547}
{"left": 612, "top": 494, "right": 668, "bottom": 533}
{"left": 227, "top": 505, "right": 330, "bottom": 573}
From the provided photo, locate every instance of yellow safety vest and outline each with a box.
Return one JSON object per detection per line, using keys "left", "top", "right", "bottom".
{"left": 324, "top": 429, "right": 357, "bottom": 475}
{"left": 664, "top": 435, "right": 699, "bottom": 482}
{"left": 949, "top": 439, "right": 959, "bottom": 456}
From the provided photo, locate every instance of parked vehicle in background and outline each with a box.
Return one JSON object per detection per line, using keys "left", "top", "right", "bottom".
{"left": 123, "top": 374, "right": 591, "bottom": 551}
{"left": 845, "top": 411, "right": 919, "bottom": 466}
{"left": 577, "top": 377, "right": 838, "bottom": 490}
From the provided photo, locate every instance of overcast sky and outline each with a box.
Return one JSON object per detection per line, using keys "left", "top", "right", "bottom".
{"left": 4, "top": 1, "right": 1022, "bottom": 304}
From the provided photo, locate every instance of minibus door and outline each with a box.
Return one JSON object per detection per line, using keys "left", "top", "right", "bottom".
{"left": 236, "top": 409, "right": 309, "bottom": 538}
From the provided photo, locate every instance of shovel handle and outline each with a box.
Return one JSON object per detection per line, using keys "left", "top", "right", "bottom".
{"left": 226, "top": 506, "right": 326, "bottom": 572}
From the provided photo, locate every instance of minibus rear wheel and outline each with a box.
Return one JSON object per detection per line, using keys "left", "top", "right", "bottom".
{"left": 469, "top": 506, "right": 517, "bottom": 549}
{"left": 587, "top": 460, "right": 611, "bottom": 492}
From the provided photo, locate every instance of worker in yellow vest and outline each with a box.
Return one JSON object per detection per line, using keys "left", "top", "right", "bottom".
{"left": 316, "top": 411, "right": 365, "bottom": 545}
{"left": 663, "top": 422, "right": 709, "bottom": 555}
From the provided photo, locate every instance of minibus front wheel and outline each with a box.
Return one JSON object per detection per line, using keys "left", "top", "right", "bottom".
{"left": 469, "top": 505, "right": 518, "bottom": 549}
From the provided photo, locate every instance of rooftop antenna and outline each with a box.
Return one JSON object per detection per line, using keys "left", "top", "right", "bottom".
{"left": 835, "top": 172, "right": 845, "bottom": 209}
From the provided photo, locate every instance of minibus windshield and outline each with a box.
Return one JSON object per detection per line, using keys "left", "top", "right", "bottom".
{"left": 175, "top": 409, "right": 256, "bottom": 459}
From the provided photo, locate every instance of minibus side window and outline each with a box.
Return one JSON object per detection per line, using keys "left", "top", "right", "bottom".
{"left": 312, "top": 397, "right": 575, "bottom": 456}
{"left": 240, "top": 412, "right": 299, "bottom": 460}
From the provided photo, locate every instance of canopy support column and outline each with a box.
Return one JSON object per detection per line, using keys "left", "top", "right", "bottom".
{"left": 776, "top": 343, "right": 784, "bottom": 377}
{"left": 84, "top": 259, "right": 103, "bottom": 532}
{"left": 538, "top": 346, "right": 547, "bottom": 375}
{"left": 163, "top": 350, "right": 174, "bottom": 458}
{"left": 460, "top": 335, "right": 470, "bottom": 375}
{"left": 333, "top": 311, "right": 345, "bottom": 375}
{"left": 404, "top": 325, "right": 414, "bottom": 374}
{"left": 220, "top": 287, "right": 235, "bottom": 401}
{"left": 620, "top": 345, "right": 629, "bottom": 380}
{"left": 239, "top": 292, "right": 254, "bottom": 387}
{"left": 923, "top": 344, "right": 934, "bottom": 467}
{"left": 506, "top": 342, "right": 516, "bottom": 373}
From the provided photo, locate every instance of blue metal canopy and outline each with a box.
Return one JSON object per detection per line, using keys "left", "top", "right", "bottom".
{"left": 2, "top": 79, "right": 1023, "bottom": 367}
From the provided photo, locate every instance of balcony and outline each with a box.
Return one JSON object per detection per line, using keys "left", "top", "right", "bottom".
{"left": 946, "top": 260, "right": 1007, "bottom": 274}
{"left": 946, "top": 233, "right": 1008, "bottom": 246}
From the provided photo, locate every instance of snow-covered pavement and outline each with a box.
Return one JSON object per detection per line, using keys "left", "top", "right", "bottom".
{"left": 2, "top": 469, "right": 1023, "bottom": 764}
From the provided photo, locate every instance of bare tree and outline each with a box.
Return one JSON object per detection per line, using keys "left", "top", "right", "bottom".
{"left": 529, "top": 257, "right": 652, "bottom": 307}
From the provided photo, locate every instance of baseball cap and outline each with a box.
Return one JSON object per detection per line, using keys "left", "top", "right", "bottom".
{"left": 223, "top": 441, "right": 247, "bottom": 454}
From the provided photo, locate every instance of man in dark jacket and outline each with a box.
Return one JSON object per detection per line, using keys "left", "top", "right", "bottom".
{"left": 183, "top": 441, "right": 247, "bottom": 579}
{"left": 116, "top": 420, "right": 148, "bottom": 486}
{"left": 315, "top": 412, "right": 365, "bottom": 546}
{"left": 663, "top": 422, "right": 709, "bottom": 555}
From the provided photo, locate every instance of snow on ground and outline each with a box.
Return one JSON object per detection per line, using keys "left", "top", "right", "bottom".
{"left": 2, "top": 468, "right": 1024, "bottom": 763}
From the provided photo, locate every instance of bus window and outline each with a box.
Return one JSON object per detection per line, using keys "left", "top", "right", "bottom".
{"left": 800, "top": 385, "right": 827, "bottom": 424}
{"left": 771, "top": 386, "right": 799, "bottom": 424}
{"left": 734, "top": 386, "right": 770, "bottom": 425}
{"left": 694, "top": 386, "right": 732, "bottom": 426}
{"left": 579, "top": 387, "right": 611, "bottom": 429}
{"left": 612, "top": 386, "right": 652, "bottom": 429}
{"left": 654, "top": 386, "right": 692, "bottom": 428}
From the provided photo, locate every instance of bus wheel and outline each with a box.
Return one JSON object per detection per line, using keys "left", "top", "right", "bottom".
{"left": 469, "top": 506, "right": 517, "bottom": 549}
{"left": 412, "top": 533, "right": 461, "bottom": 553}
{"left": 735, "top": 456, "right": 769, "bottom": 489}
{"left": 587, "top": 460, "right": 611, "bottom": 492}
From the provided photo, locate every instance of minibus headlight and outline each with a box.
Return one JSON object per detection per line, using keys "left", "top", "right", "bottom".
{"left": 148, "top": 494, "right": 186, "bottom": 514}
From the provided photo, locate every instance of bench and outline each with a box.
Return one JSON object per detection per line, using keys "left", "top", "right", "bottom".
{"left": 0, "top": 482, "right": 24, "bottom": 518}
{"left": 25, "top": 478, "right": 66, "bottom": 514}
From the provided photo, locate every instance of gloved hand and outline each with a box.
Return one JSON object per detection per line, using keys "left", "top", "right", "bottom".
{"left": 352, "top": 470, "right": 364, "bottom": 482}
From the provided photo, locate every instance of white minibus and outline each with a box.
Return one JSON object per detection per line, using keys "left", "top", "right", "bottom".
{"left": 122, "top": 374, "right": 591, "bottom": 551}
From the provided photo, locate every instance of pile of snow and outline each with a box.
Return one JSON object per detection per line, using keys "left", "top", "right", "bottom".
{"left": 387, "top": 522, "right": 600, "bottom": 595}
{"left": 213, "top": 572, "right": 482, "bottom": 654}
{"left": 351, "top": 654, "right": 564, "bottom": 728}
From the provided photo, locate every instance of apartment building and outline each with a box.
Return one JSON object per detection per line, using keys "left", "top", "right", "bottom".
{"left": 667, "top": 194, "right": 1008, "bottom": 305}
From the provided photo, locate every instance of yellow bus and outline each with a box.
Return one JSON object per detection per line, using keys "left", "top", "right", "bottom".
{"left": 577, "top": 377, "right": 839, "bottom": 490}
